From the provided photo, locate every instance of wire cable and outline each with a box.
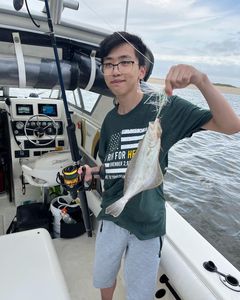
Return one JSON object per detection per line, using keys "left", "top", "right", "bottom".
{"left": 25, "top": 0, "right": 40, "bottom": 28}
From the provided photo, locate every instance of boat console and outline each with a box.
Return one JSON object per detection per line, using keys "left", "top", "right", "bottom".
{"left": 2, "top": 96, "right": 70, "bottom": 205}
{"left": 8, "top": 97, "right": 67, "bottom": 155}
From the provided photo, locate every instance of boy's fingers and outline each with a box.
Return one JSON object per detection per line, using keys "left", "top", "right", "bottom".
{"left": 164, "top": 80, "right": 173, "bottom": 96}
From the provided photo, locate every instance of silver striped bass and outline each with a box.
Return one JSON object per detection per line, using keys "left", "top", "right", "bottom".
{"left": 105, "top": 117, "right": 163, "bottom": 217}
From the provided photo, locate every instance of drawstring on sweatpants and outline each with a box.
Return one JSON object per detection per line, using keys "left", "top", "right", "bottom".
{"left": 100, "top": 220, "right": 103, "bottom": 232}
{"left": 158, "top": 237, "right": 163, "bottom": 258}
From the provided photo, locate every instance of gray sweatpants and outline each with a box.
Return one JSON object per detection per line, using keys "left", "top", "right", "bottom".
{"left": 93, "top": 220, "right": 162, "bottom": 300}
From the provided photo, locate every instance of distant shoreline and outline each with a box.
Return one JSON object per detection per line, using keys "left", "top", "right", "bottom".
{"left": 148, "top": 77, "right": 240, "bottom": 95}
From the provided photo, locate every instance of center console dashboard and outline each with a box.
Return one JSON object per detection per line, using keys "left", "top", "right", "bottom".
{"left": 7, "top": 97, "right": 68, "bottom": 158}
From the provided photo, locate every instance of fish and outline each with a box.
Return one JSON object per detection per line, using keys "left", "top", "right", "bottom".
{"left": 105, "top": 117, "right": 163, "bottom": 217}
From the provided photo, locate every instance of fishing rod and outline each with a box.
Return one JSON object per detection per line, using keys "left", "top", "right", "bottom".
{"left": 13, "top": 0, "right": 92, "bottom": 237}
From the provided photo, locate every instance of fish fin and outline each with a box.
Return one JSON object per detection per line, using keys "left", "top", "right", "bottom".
{"left": 105, "top": 196, "right": 127, "bottom": 217}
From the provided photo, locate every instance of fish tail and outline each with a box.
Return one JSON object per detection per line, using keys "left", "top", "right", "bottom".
{"left": 105, "top": 196, "right": 128, "bottom": 217}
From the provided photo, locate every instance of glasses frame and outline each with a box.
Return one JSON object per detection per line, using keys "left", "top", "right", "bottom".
{"left": 101, "top": 60, "right": 135, "bottom": 75}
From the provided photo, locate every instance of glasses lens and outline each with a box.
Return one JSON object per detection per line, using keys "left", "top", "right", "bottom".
{"left": 102, "top": 64, "right": 112, "bottom": 75}
{"left": 118, "top": 61, "right": 133, "bottom": 74}
{"left": 100, "top": 64, "right": 106, "bottom": 74}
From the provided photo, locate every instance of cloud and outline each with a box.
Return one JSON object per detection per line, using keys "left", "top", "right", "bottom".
{"left": 155, "top": 53, "right": 240, "bottom": 66}
{"left": 205, "top": 38, "right": 240, "bottom": 56}
{"left": 0, "top": 0, "right": 239, "bottom": 85}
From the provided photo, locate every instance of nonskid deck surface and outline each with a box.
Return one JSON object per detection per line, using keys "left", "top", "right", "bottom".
{"left": 53, "top": 233, "right": 126, "bottom": 300}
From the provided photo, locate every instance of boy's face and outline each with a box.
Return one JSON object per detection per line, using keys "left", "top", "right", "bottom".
{"left": 102, "top": 43, "right": 146, "bottom": 97}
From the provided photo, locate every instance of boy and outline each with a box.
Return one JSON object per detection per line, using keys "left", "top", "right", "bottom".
{"left": 79, "top": 31, "right": 240, "bottom": 300}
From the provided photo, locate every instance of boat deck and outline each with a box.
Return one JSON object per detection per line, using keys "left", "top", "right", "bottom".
{"left": 0, "top": 193, "right": 125, "bottom": 300}
{"left": 54, "top": 233, "right": 125, "bottom": 300}
{"left": 1, "top": 193, "right": 240, "bottom": 300}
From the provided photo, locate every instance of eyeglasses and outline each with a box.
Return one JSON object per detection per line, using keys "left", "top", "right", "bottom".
{"left": 101, "top": 60, "right": 135, "bottom": 75}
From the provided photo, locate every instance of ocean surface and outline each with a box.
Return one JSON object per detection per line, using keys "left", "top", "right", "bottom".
{"left": 161, "top": 88, "right": 240, "bottom": 271}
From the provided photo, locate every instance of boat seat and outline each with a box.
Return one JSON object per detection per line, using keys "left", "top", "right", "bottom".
{"left": 21, "top": 150, "right": 72, "bottom": 187}
{"left": 0, "top": 228, "right": 71, "bottom": 300}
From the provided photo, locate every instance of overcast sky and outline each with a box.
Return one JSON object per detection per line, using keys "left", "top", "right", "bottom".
{"left": 2, "top": 0, "right": 240, "bottom": 86}
{"left": 66, "top": 0, "right": 240, "bottom": 86}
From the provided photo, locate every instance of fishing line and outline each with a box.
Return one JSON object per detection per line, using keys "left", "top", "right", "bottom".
{"left": 80, "top": 1, "right": 168, "bottom": 115}
{"left": 143, "top": 87, "right": 169, "bottom": 118}
{"left": 79, "top": 0, "right": 154, "bottom": 65}
{"left": 79, "top": 0, "right": 167, "bottom": 108}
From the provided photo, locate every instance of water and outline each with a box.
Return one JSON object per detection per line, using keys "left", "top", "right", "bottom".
{"left": 162, "top": 88, "right": 240, "bottom": 271}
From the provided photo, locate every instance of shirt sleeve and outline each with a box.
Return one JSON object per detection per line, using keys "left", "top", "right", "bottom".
{"left": 162, "top": 95, "right": 213, "bottom": 144}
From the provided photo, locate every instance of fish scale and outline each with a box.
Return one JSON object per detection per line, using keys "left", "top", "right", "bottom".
{"left": 105, "top": 117, "right": 163, "bottom": 217}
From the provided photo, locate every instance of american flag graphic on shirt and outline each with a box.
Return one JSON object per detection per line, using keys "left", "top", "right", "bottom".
{"left": 104, "top": 127, "right": 148, "bottom": 179}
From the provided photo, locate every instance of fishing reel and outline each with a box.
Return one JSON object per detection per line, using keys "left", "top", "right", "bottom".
{"left": 61, "top": 165, "right": 81, "bottom": 188}
{"left": 57, "top": 164, "right": 89, "bottom": 199}
{"left": 56, "top": 164, "right": 92, "bottom": 237}
{"left": 56, "top": 164, "right": 105, "bottom": 198}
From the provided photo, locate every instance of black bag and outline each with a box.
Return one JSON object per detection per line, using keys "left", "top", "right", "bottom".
{"left": 6, "top": 202, "right": 52, "bottom": 234}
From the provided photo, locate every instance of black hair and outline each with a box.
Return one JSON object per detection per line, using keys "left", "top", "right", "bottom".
{"left": 99, "top": 31, "right": 147, "bottom": 67}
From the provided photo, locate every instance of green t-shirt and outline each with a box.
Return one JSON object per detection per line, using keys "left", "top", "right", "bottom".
{"left": 97, "top": 94, "right": 212, "bottom": 239}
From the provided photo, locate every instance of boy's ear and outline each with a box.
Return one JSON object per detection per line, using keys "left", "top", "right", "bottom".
{"left": 139, "top": 66, "right": 147, "bottom": 80}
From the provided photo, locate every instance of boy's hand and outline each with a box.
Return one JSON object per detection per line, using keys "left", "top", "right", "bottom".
{"left": 165, "top": 64, "right": 204, "bottom": 96}
{"left": 78, "top": 165, "right": 93, "bottom": 182}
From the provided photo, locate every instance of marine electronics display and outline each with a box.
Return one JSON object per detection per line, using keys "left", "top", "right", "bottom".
{"left": 38, "top": 104, "right": 57, "bottom": 117}
{"left": 16, "top": 104, "right": 33, "bottom": 115}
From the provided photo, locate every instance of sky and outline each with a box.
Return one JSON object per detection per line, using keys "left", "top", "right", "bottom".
{"left": 1, "top": 0, "right": 240, "bottom": 86}
{"left": 64, "top": 0, "right": 240, "bottom": 87}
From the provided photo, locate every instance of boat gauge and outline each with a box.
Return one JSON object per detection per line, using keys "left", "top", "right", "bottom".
{"left": 16, "top": 121, "right": 24, "bottom": 130}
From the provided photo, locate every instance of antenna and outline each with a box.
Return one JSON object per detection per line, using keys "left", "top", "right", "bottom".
{"left": 123, "top": 0, "right": 129, "bottom": 31}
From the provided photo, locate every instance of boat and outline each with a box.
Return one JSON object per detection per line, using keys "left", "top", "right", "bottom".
{"left": 0, "top": 1, "right": 239, "bottom": 299}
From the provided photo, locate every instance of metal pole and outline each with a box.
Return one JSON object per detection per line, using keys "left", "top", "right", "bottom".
{"left": 123, "top": 0, "right": 129, "bottom": 31}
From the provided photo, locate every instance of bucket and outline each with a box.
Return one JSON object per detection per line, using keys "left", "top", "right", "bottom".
{"left": 50, "top": 195, "right": 80, "bottom": 238}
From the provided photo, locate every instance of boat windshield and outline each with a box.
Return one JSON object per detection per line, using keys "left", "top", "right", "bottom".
{"left": 2, "top": 87, "right": 100, "bottom": 114}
